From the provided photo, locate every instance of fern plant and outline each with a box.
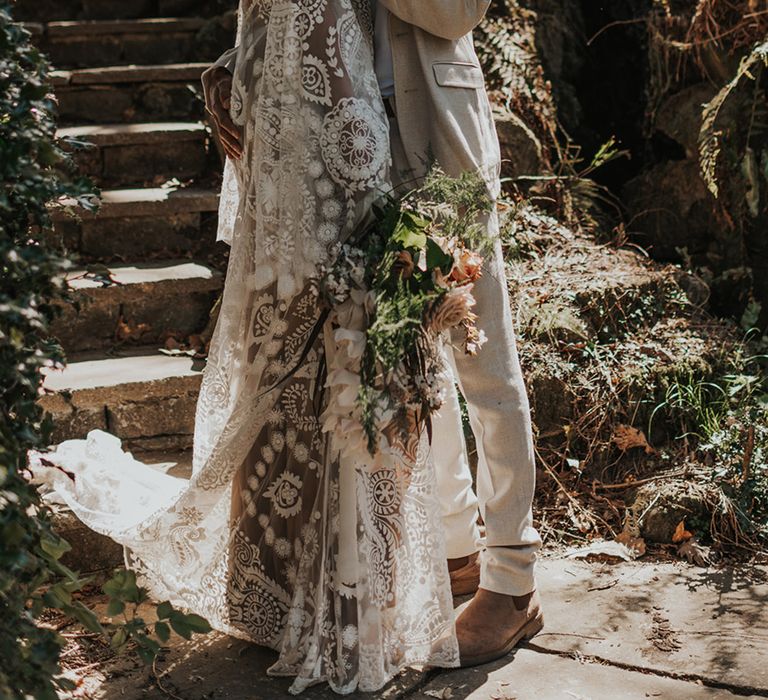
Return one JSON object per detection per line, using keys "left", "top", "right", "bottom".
{"left": 699, "top": 38, "right": 768, "bottom": 198}
{"left": 475, "top": 0, "right": 559, "bottom": 160}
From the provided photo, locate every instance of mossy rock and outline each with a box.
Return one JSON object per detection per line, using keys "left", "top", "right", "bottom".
{"left": 628, "top": 480, "right": 712, "bottom": 544}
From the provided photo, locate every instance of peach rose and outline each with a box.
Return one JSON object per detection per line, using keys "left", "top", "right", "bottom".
{"left": 450, "top": 249, "right": 484, "bottom": 284}
{"left": 426, "top": 285, "right": 476, "bottom": 332}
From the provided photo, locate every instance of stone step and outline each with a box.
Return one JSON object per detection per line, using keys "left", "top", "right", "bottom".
{"left": 503, "top": 226, "right": 729, "bottom": 447}
{"left": 33, "top": 18, "right": 215, "bottom": 69}
{"left": 508, "top": 233, "right": 678, "bottom": 344}
{"left": 52, "top": 63, "right": 209, "bottom": 125}
{"left": 51, "top": 62, "right": 210, "bottom": 87}
{"left": 50, "top": 187, "right": 220, "bottom": 261}
{"left": 50, "top": 260, "right": 223, "bottom": 354}
{"left": 58, "top": 121, "right": 210, "bottom": 187}
{"left": 14, "top": 0, "right": 229, "bottom": 23}
{"left": 40, "top": 350, "right": 204, "bottom": 450}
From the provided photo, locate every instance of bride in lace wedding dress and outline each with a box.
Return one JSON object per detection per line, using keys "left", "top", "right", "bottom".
{"left": 32, "top": 0, "right": 459, "bottom": 694}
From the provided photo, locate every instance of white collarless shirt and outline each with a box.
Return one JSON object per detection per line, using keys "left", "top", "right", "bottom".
{"left": 374, "top": 2, "right": 395, "bottom": 98}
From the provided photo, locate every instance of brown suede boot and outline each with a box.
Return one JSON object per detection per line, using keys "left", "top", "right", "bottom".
{"left": 455, "top": 588, "right": 543, "bottom": 667}
{"left": 448, "top": 552, "right": 480, "bottom": 597}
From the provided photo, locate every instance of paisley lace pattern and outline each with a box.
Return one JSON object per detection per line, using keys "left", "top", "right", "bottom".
{"left": 32, "top": 0, "right": 459, "bottom": 694}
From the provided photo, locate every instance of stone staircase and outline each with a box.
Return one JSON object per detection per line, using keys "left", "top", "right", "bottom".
{"left": 17, "top": 0, "right": 236, "bottom": 470}
{"left": 14, "top": 0, "right": 236, "bottom": 572}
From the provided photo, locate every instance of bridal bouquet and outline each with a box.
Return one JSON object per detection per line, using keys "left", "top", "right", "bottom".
{"left": 318, "top": 168, "right": 496, "bottom": 455}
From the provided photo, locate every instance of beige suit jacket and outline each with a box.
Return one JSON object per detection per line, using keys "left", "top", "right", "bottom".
{"left": 215, "top": 1, "right": 499, "bottom": 192}
{"left": 379, "top": 0, "right": 500, "bottom": 194}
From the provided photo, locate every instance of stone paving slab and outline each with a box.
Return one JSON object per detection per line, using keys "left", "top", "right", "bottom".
{"left": 39, "top": 351, "right": 203, "bottom": 448}
{"left": 52, "top": 187, "right": 219, "bottom": 219}
{"left": 66, "top": 260, "right": 219, "bottom": 288}
{"left": 59, "top": 124, "right": 210, "bottom": 188}
{"left": 43, "top": 351, "right": 202, "bottom": 392}
{"left": 12, "top": 0, "right": 172, "bottom": 23}
{"left": 52, "top": 260, "right": 222, "bottom": 353}
{"left": 73, "top": 559, "right": 768, "bottom": 700}
{"left": 531, "top": 558, "right": 768, "bottom": 693}
{"left": 415, "top": 647, "right": 762, "bottom": 700}
{"left": 50, "top": 203, "right": 218, "bottom": 262}
{"left": 54, "top": 81, "right": 207, "bottom": 125}
{"left": 42, "top": 24, "right": 212, "bottom": 70}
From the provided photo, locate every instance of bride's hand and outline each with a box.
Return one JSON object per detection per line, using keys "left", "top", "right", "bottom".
{"left": 202, "top": 66, "right": 243, "bottom": 161}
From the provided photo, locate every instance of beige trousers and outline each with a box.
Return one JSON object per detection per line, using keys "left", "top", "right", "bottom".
{"left": 389, "top": 109, "right": 541, "bottom": 596}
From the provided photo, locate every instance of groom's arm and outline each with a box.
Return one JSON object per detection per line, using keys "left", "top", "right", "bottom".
{"left": 378, "top": 0, "right": 491, "bottom": 40}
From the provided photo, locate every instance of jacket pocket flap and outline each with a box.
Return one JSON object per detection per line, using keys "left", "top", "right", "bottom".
{"left": 432, "top": 62, "right": 484, "bottom": 89}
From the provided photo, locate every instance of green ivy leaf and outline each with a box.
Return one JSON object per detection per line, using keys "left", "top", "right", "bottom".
{"left": 392, "top": 211, "right": 429, "bottom": 250}
{"left": 137, "top": 636, "right": 161, "bottom": 655}
{"left": 44, "top": 584, "right": 72, "bottom": 608}
{"left": 156, "top": 601, "right": 173, "bottom": 620}
{"left": 103, "top": 569, "right": 129, "bottom": 598}
{"left": 181, "top": 613, "right": 212, "bottom": 634}
{"left": 39, "top": 532, "right": 71, "bottom": 560}
{"left": 425, "top": 237, "right": 453, "bottom": 273}
{"left": 168, "top": 614, "right": 192, "bottom": 640}
{"left": 121, "top": 571, "right": 142, "bottom": 603}
{"left": 154, "top": 621, "right": 171, "bottom": 643}
{"left": 110, "top": 627, "right": 128, "bottom": 650}
{"left": 106, "top": 598, "right": 125, "bottom": 617}
{"left": 135, "top": 645, "right": 156, "bottom": 664}
{"left": 67, "top": 602, "right": 103, "bottom": 634}
{"left": 2, "top": 521, "right": 26, "bottom": 547}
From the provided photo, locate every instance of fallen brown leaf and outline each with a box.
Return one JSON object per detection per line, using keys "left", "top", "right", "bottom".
{"left": 678, "top": 537, "right": 710, "bottom": 566}
{"left": 672, "top": 520, "right": 693, "bottom": 544}
{"left": 615, "top": 529, "right": 647, "bottom": 557}
{"left": 115, "top": 316, "right": 151, "bottom": 343}
{"left": 612, "top": 424, "right": 655, "bottom": 454}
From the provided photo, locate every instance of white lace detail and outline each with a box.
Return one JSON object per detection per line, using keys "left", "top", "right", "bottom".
{"left": 30, "top": 0, "right": 459, "bottom": 694}
{"left": 228, "top": 0, "right": 389, "bottom": 299}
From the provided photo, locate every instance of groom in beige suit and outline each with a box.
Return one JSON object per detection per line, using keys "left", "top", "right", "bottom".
{"left": 203, "top": 0, "right": 543, "bottom": 666}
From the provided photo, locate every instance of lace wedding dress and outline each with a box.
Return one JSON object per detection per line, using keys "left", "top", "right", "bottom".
{"left": 32, "top": 0, "right": 459, "bottom": 694}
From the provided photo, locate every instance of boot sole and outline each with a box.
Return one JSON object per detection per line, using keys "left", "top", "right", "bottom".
{"left": 459, "top": 612, "right": 544, "bottom": 668}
